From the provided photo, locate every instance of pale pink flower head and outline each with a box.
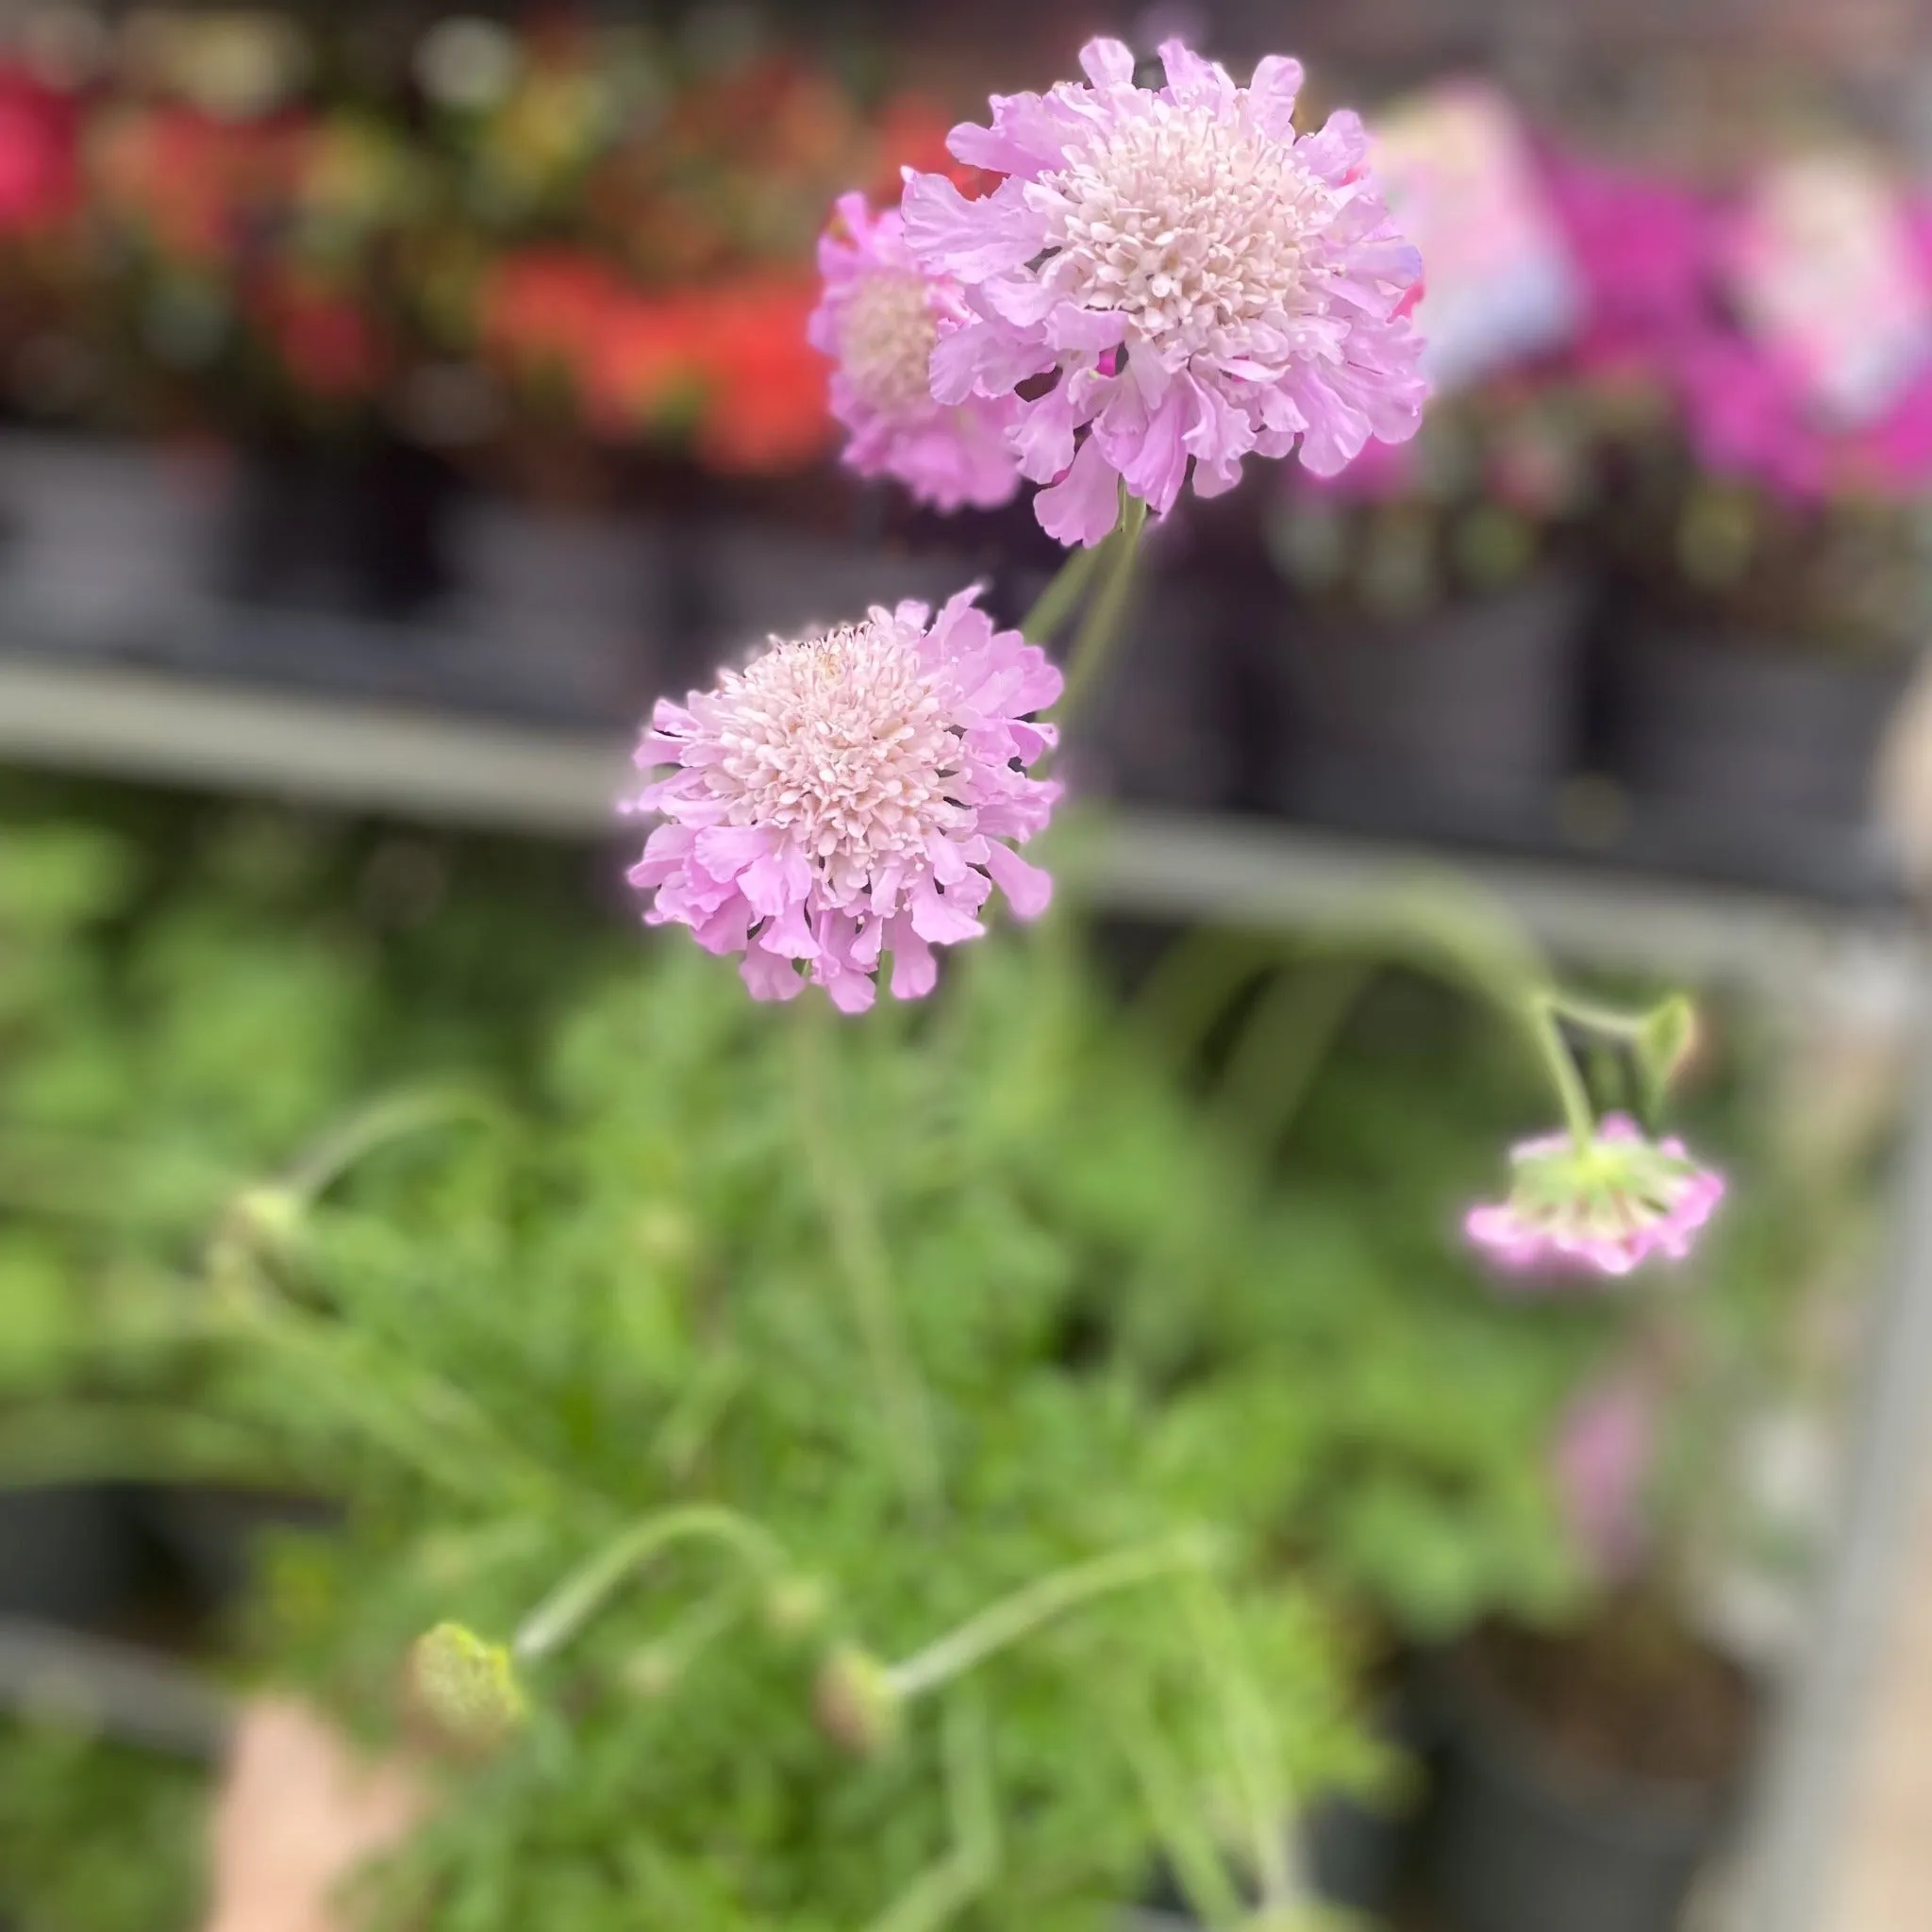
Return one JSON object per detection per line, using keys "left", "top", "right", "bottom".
{"left": 1467, "top": 1113, "right": 1725, "bottom": 1281}
{"left": 624, "top": 588, "right": 1062, "bottom": 1012}
{"left": 900, "top": 37, "right": 1428, "bottom": 548}
{"left": 809, "top": 191, "right": 1024, "bottom": 512}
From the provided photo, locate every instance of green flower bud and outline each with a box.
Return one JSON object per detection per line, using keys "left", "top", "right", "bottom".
{"left": 229, "top": 1184, "right": 305, "bottom": 1254}
{"left": 408, "top": 1622, "right": 527, "bottom": 1756}
{"left": 813, "top": 1644, "right": 903, "bottom": 1758}
{"left": 764, "top": 1574, "right": 831, "bottom": 1642}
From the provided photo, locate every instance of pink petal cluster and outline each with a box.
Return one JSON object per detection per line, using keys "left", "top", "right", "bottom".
{"left": 899, "top": 37, "right": 1428, "bottom": 548}
{"left": 1467, "top": 1113, "right": 1725, "bottom": 1281}
{"left": 624, "top": 589, "right": 1061, "bottom": 1012}
{"left": 809, "top": 192, "right": 1024, "bottom": 511}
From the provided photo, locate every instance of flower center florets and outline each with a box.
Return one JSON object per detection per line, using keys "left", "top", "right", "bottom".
{"left": 1031, "top": 100, "right": 1324, "bottom": 359}
{"left": 839, "top": 270, "right": 940, "bottom": 416}
{"left": 709, "top": 619, "right": 963, "bottom": 891}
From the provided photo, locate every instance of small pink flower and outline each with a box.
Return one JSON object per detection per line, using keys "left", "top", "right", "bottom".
{"left": 624, "top": 589, "right": 1062, "bottom": 1012}
{"left": 900, "top": 37, "right": 1428, "bottom": 547}
{"left": 808, "top": 191, "right": 1023, "bottom": 511}
{"left": 1553, "top": 1371, "right": 1657, "bottom": 1581}
{"left": 1467, "top": 1113, "right": 1725, "bottom": 1281}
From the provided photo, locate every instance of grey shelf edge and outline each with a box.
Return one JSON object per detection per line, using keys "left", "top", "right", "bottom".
{"left": 0, "top": 650, "right": 1922, "bottom": 989}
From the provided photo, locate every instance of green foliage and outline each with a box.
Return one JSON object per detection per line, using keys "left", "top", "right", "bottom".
{"left": 0, "top": 778, "right": 1841, "bottom": 1932}
{"left": 0, "top": 1722, "right": 205, "bottom": 1932}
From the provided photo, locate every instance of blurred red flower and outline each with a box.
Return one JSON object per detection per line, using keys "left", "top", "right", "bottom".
{"left": 0, "top": 66, "right": 79, "bottom": 238}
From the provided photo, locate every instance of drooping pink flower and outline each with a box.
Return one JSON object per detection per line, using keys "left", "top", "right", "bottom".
{"left": 624, "top": 589, "right": 1061, "bottom": 1012}
{"left": 809, "top": 191, "right": 1023, "bottom": 511}
{"left": 1552, "top": 1370, "right": 1657, "bottom": 1582}
{"left": 1467, "top": 1113, "right": 1725, "bottom": 1281}
{"left": 899, "top": 37, "right": 1427, "bottom": 548}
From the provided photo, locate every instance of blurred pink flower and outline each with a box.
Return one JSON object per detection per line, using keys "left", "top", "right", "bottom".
{"left": 899, "top": 37, "right": 1427, "bottom": 547}
{"left": 1553, "top": 1371, "right": 1657, "bottom": 1581}
{"left": 625, "top": 589, "right": 1062, "bottom": 1012}
{"left": 1467, "top": 1113, "right": 1724, "bottom": 1281}
{"left": 1674, "top": 328, "right": 1828, "bottom": 500}
{"left": 810, "top": 191, "right": 1023, "bottom": 511}
{"left": 1541, "top": 151, "right": 1714, "bottom": 372}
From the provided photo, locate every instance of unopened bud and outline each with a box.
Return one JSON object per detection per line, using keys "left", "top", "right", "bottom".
{"left": 624, "top": 1645, "right": 680, "bottom": 1700}
{"left": 407, "top": 1622, "right": 527, "bottom": 1757}
{"left": 228, "top": 1185, "right": 304, "bottom": 1257}
{"left": 765, "top": 1574, "right": 831, "bottom": 1642}
{"left": 813, "top": 1645, "right": 902, "bottom": 1757}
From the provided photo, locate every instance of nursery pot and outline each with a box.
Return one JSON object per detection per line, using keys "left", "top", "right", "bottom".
{"left": 0, "top": 431, "right": 229, "bottom": 645}
{"left": 138, "top": 1486, "right": 337, "bottom": 1617}
{"left": 1421, "top": 1635, "right": 1743, "bottom": 1932}
{"left": 223, "top": 427, "right": 453, "bottom": 622}
{"left": 0, "top": 1486, "right": 143, "bottom": 1629}
{"left": 1608, "top": 617, "right": 1911, "bottom": 827}
{"left": 1271, "top": 566, "right": 1590, "bottom": 817}
{"left": 440, "top": 497, "right": 674, "bottom": 725}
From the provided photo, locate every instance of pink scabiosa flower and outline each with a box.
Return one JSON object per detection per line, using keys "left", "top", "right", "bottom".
{"left": 624, "top": 589, "right": 1061, "bottom": 1013}
{"left": 1467, "top": 1113, "right": 1725, "bottom": 1281}
{"left": 900, "top": 37, "right": 1428, "bottom": 548}
{"left": 809, "top": 192, "right": 1023, "bottom": 511}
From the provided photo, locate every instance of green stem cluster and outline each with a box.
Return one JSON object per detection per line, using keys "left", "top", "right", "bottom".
{"left": 1020, "top": 491, "right": 1152, "bottom": 728}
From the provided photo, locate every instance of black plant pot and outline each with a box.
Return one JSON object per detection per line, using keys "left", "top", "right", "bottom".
{"left": 1609, "top": 619, "right": 1911, "bottom": 828}
{"left": 0, "top": 1486, "right": 143, "bottom": 1628}
{"left": 223, "top": 428, "right": 453, "bottom": 622}
{"left": 137, "top": 1486, "right": 337, "bottom": 1617}
{"left": 441, "top": 497, "right": 675, "bottom": 724}
{"left": 1422, "top": 1649, "right": 1733, "bottom": 1932}
{"left": 0, "top": 431, "right": 228, "bottom": 644}
{"left": 1271, "top": 567, "right": 1590, "bottom": 820}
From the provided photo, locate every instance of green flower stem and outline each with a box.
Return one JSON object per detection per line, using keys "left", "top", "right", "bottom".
{"left": 1542, "top": 994, "right": 1648, "bottom": 1040}
{"left": 887, "top": 1533, "right": 1215, "bottom": 1702}
{"left": 1114, "top": 1708, "right": 1247, "bottom": 1932}
{"left": 1529, "top": 991, "right": 1598, "bottom": 1152}
{"left": 514, "top": 1505, "right": 789, "bottom": 1663}
{"left": 864, "top": 1691, "right": 999, "bottom": 1932}
{"left": 282, "top": 1086, "right": 493, "bottom": 1205}
{"left": 1056, "top": 493, "right": 1150, "bottom": 725}
{"left": 1183, "top": 1575, "right": 1296, "bottom": 1917}
{"left": 1212, "top": 958, "right": 1370, "bottom": 1158}
{"left": 790, "top": 1008, "right": 944, "bottom": 1519}
{"left": 1019, "top": 541, "right": 1106, "bottom": 644}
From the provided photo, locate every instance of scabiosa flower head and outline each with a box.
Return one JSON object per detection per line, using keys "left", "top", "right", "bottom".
{"left": 625, "top": 588, "right": 1061, "bottom": 1013}
{"left": 900, "top": 37, "right": 1428, "bottom": 548}
{"left": 810, "top": 192, "right": 1023, "bottom": 511}
{"left": 1467, "top": 1113, "right": 1725, "bottom": 1281}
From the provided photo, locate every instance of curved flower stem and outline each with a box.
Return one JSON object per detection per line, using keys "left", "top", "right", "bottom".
{"left": 1212, "top": 958, "right": 1370, "bottom": 1159}
{"left": 864, "top": 1690, "right": 1000, "bottom": 1932}
{"left": 790, "top": 1008, "right": 944, "bottom": 1519}
{"left": 1057, "top": 493, "right": 1150, "bottom": 726}
{"left": 887, "top": 1532, "right": 1216, "bottom": 1701}
{"left": 514, "top": 1504, "right": 789, "bottom": 1663}
{"left": 1543, "top": 993, "right": 1649, "bottom": 1040}
{"left": 280, "top": 1086, "right": 495, "bottom": 1206}
{"left": 1528, "top": 991, "right": 1598, "bottom": 1153}
{"left": 1019, "top": 541, "right": 1106, "bottom": 644}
